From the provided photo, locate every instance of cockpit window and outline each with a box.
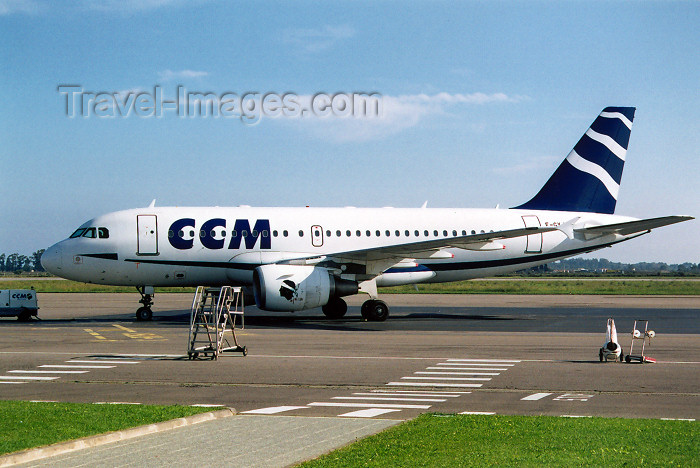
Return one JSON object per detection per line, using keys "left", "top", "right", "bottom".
{"left": 82, "top": 227, "right": 97, "bottom": 238}
{"left": 70, "top": 228, "right": 86, "bottom": 238}
{"left": 98, "top": 227, "right": 109, "bottom": 239}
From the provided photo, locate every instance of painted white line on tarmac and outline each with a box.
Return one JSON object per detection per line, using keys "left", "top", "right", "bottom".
{"left": 373, "top": 390, "right": 471, "bottom": 394}
{"left": 40, "top": 365, "right": 115, "bottom": 369}
{"left": 561, "top": 415, "right": 591, "bottom": 418}
{"left": 437, "top": 362, "right": 515, "bottom": 367}
{"left": 190, "top": 404, "right": 225, "bottom": 408}
{"left": 0, "top": 381, "right": 26, "bottom": 384}
{"left": 8, "top": 370, "right": 88, "bottom": 374}
{"left": 0, "top": 375, "right": 58, "bottom": 380}
{"left": 333, "top": 396, "right": 447, "bottom": 403}
{"left": 402, "top": 376, "right": 492, "bottom": 381}
{"left": 69, "top": 360, "right": 140, "bottom": 365}
{"left": 521, "top": 393, "right": 553, "bottom": 401}
{"left": 428, "top": 367, "right": 509, "bottom": 371}
{"left": 309, "top": 402, "right": 432, "bottom": 409}
{"left": 359, "top": 392, "right": 466, "bottom": 398}
{"left": 416, "top": 371, "right": 500, "bottom": 376}
{"left": 460, "top": 411, "right": 496, "bottom": 415}
{"left": 660, "top": 418, "right": 695, "bottom": 421}
{"left": 242, "top": 406, "right": 307, "bottom": 415}
{"left": 388, "top": 382, "right": 483, "bottom": 388}
{"left": 447, "top": 359, "right": 520, "bottom": 363}
{"left": 339, "top": 408, "right": 401, "bottom": 418}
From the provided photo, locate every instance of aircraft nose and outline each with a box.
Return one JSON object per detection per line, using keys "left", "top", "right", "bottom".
{"left": 41, "top": 244, "right": 64, "bottom": 274}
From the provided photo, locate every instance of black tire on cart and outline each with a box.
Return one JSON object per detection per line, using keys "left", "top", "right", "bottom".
{"left": 625, "top": 355, "right": 631, "bottom": 363}
{"left": 17, "top": 308, "right": 32, "bottom": 322}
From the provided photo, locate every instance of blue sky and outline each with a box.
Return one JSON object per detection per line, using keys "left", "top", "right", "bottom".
{"left": 1, "top": 0, "right": 698, "bottom": 263}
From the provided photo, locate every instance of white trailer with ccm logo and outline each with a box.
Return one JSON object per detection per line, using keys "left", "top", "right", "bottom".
{"left": 0, "top": 289, "right": 39, "bottom": 321}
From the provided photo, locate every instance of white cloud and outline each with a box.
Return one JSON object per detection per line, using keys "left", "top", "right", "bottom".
{"left": 0, "top": 0, "right": 40, "bottom": 15}
{"left": 283, "top": 92, "right": 527, "bottom": 143}
{"left": 158, "top": 69, "right": 209, "bottom": 81}
{"left": 283, "top": 25, "right": 356, "bottom": 54}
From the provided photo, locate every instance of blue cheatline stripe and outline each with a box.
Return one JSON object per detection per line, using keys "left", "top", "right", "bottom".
{"left": 573, "top": 136, "right": 625, "bottom": 184}
{"left": 123, "top": 237, "right": 633, "bottom": 276}
{"left": 590, "top": 117, "right": 631, "bottom": 149}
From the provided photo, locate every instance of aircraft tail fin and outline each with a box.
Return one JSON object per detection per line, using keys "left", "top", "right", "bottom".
{"left": 515, "top": 107, "right": 636, "bottom": 214}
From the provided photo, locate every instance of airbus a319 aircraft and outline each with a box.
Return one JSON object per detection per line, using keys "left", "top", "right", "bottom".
{"left": 41, "top": 107, "right": 692, "bottom": 321}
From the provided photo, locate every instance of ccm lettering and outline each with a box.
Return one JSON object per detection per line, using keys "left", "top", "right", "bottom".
{"left": 167, "top": 218, "right": 272, "bottom": 250}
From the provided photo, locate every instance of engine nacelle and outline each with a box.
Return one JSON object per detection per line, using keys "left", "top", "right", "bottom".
{"left": 253, "top": 264, "right": 358, "bottom": 311}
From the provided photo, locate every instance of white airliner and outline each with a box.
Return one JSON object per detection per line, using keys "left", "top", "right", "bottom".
{"left": 41, "top": 107, "right": 692, "bottom": 321}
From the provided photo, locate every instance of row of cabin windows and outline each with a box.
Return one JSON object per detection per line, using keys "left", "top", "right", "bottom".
{"left": 168, "top": 228, "right": 488, "bottom": 239}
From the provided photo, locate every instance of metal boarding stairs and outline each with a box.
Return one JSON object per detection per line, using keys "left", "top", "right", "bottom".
{"left": 187, "top": 286, "right": 246, "bottom": 360}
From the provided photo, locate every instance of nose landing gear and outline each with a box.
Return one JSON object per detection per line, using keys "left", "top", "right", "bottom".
{"left": 136, "top": 286, "right": 154, "bottom": 321}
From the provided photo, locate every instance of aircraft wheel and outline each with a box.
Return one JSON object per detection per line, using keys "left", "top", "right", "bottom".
{"left": 363, "top": 300, "right": 389, "bottom": 322}
{"left": 599, "top": 350, "right": 603, "bottom": 362}
{"left": 136, "top": 307, "right": 153, "bottom": 321}
{"left": 322, "top": 297, "right": 347, "bottom": 319}
{"left": 17, "top": 308, "right": 32, "bottom": 322}
{"left": 360, "top": 301, "right": 372, "bottom": 320}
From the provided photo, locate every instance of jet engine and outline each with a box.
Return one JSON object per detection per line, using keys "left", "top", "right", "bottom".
{"left": 253, "top": 264, "right": 358, "bottom": 311}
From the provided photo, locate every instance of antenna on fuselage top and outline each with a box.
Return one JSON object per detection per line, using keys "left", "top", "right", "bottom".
{"left": 148, "top": 199, "right": 156, "bottom": 208}
{"left": 421, "top": 201, "right": 428, "bottom": 209}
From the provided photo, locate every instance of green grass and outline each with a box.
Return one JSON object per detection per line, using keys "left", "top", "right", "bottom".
{"left": 299, "top": 414, "right": 699, "bottom": 467}
{"left": 0, "top": 401, "right": 213, "bottom": 455}
{"left": 2, "top": 279, "right": 698, "bottom": 295}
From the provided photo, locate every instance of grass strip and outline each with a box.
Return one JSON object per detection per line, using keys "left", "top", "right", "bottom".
{"left": 0, "top": 401, "right": 212, "bottom": 455}
{"left": 384, "top": 279, "right": 700, "bottom": 295}
{"left": 3, "top": 279, "right": 699, "bottom": 295}
{"left": 300, "top": 413, "right": 699, "bottom": 467}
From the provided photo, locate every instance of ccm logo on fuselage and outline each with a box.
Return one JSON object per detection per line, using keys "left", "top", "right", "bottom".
{"left": 168, "top": 218, "right": 272, "bottom": 250}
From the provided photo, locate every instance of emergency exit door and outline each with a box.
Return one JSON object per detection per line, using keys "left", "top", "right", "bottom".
{"left": 311, "top": 225, "right": 324, "bottom": 247}
{"left": 137, "top": 215, "right": 159, "bottom": 255}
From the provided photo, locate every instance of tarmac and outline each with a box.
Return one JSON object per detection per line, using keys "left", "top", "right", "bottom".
{"left": 0, "top": 292, "right": 698, "bottom": 466}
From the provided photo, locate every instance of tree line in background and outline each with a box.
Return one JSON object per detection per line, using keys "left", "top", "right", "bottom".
{"left": 0, "top": 250, "right": 45, "bottom": 273}
{"left": 522, "top": 258, "right": 700, "bottom": 276}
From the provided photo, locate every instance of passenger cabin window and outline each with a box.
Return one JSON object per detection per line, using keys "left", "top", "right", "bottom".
{"left": 298, "top": 230, "right": 304, "bottom": 237}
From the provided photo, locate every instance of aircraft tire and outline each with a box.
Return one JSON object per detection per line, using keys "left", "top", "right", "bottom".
{"left": 17, "top": 308, "right": 32, "bottom": 322}
{"left": 136, "top": 307, "right": 153, "bottom": 321}
{"left": 364, "top": 300, "right": 389, "bottom": 322}
{"left": 322, "top": 297, "right": 347, "bottom": 319}
{"left": 599, "top": 350, "right": 603, "bottom": 362}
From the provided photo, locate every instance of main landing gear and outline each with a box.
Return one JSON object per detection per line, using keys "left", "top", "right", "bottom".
{"left": 320, "top": 297, "right": 390, "bottom": 321}
{"left": 361, "top": 299, "right": 389, "bottom": 322}
{"left": 322, "top": 297, "right": 348, "bottom": 319}
{"left": 136, "top": 286, "right": 154, "bottom": 321}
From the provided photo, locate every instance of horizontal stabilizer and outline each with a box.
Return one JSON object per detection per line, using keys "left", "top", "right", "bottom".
{"left": 575, "top": 215, "right": 693, "bottom": 237}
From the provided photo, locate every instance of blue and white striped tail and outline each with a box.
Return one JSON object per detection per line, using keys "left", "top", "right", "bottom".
{"left": 515, "top": 107, "right": 635, "bottom": 214}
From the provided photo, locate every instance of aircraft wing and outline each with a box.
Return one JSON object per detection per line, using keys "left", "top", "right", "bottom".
{"left": 278, "top": 226, "right": 558, "bottom": 275}
{"left": 574, "top": 215, "right": 693, "bottom": 237}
